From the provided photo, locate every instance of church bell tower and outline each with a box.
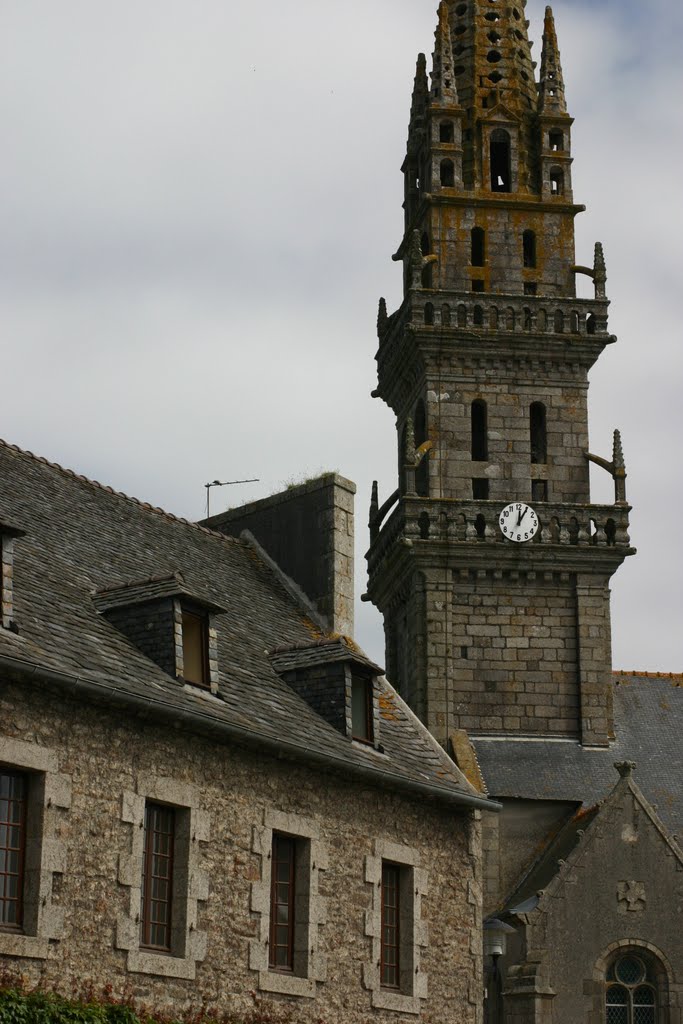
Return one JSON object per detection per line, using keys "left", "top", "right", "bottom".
{"left": 366, "top": 2, "right": 634, "bottom": 749}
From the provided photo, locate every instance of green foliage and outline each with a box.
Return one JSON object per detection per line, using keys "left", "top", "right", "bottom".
{"left": 0, "top": 979, "right": 303, "bottom": 1024}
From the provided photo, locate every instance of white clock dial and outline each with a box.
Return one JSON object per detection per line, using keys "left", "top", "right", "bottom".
{"left": 498, "top": 502, "right": 539, "bottom": 543}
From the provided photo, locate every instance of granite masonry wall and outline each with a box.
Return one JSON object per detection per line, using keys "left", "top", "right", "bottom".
{"left": 0, "top": 677, "right": 483, "bottom": 1023}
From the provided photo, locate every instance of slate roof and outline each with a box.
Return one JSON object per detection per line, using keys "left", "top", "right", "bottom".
{"left": 0, "top": 438, "right": 491, "bottom": 810}
{"left": 473, "top": 673, "right": 683, "bottom": 834}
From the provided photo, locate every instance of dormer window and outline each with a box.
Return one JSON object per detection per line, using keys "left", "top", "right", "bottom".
{"left": 351, "top": 676, "right": 374, "bottom": 744}
{"left": 0, "top": 521, "right": 25, "bottom": 631}
{"left": 94, "top": 573, "right": 223, "bottom": 693}
{"left": 269, "top": 638, "right": 382, "bottom": 750}
{"left": 181, "top": 608, "right": 210, "bottom": 688}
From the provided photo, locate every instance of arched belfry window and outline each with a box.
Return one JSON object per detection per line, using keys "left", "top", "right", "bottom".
{"left": 471, "top": 400, "right": 488, "bottom": 462}
{"left": 550, "top": 167, "right": 564, "bottom": 195}
{"left": 415, "top": 399, "right": 429, "bottom": 497}
{"left": 523, "top": 230, "right": 536, "bottom": 268}
{"left": 530, "top": 402, "right": 547, "bottom": 464}
{"left": 471, "top": 227, "right": 485, "bottom": 267}
{"left": 490, "top": 129, "right": 511, "bottom": 192}
{"left": 605, "top": 952, "right": 658, "bottom": 1023}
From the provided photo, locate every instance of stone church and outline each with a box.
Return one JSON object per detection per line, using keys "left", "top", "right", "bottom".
{"left": 360, "top": 2, "right": 683, "bottom": 1021}
{"left": 1, "top": 2, "right": 681, "bottom": 1024}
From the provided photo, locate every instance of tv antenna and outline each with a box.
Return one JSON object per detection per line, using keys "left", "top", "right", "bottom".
{"left": 205, "top": 478, "right": 259, "bottom": 518}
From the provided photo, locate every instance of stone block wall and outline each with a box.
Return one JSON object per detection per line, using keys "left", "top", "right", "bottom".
{"left": 0, "top": 678, "right": 483, "bottom": 1024}
{"left": 423, "top": 376, "right": 590, "bottom": 505}
{"left": 204, "top": 475, "right": 355, "bottom": 638}
{"left": 452, "top": 571, "right": 580, "bottom": 737}
{"left": 103, "top": 599, "right": 177, "bottom": 678}
{"left": 428, "top": 207, "right": 577, "bottom": 298}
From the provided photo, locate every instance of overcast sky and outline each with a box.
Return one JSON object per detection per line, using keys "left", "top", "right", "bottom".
{"left": 1, "top": 0, "right": 681, "bottom": 672}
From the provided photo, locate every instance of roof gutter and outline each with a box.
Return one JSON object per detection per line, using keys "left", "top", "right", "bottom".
{"left": 0, "top": 653, "right": 500, "bottom": 813}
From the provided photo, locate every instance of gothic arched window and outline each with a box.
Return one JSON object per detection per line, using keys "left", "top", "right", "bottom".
{"left": 605, "top": 953, "right": 658, "bottom": 1023}
{"left": 471, "top": 400, "right": 488, "bottom": 462}
{"left": 490, "top": 129, "right": 511, "bottom": 192}
{"left": 415, "top": 399, "right": 429, "bottom": 497}
{"left": 471, "top": 227, "right": 485, "bottom": 267}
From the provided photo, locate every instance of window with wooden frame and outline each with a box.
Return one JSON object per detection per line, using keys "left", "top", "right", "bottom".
{"left": 140, "top": 802, "right": 175, "bottom": 952}
{"left": 269, "top": 833, "right": 297, "bottom": 971}
{"left": 181, "top": 608, "right": 210, "bottom": 688}
{"left": 381, "top": 862, "right": 401, "bottom": 989}
{"left": 0, "top": 770, "right": 27, "bottom": 932}
{"left": 351, "top": 676, "right": 374, "bottom": 744}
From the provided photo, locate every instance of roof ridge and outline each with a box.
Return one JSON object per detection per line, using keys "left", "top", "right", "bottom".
{"left": 0, "top": 437, "right": 238, "bottom": 544}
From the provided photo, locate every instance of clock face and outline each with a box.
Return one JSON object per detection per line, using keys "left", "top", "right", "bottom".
{"left": 499, "top": 502, "right": 539, "bottom": 543}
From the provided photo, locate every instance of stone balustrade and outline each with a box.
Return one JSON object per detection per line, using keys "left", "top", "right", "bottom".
{"left": 367, "top": 496, "right": 631, "bottom": 574}
{"left": 380, "top": 291, "right": 610, "bottom": 347}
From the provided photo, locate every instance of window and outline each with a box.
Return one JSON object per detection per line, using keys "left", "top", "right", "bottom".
{"left": 532, "top": 479, "right": 548, "bottom": 502}
{"left": 490, "top": 129, "right": 511, "bottom": 191}
{"left": 0, "top": 770, "right": 26, "bottom": 931}
{"left": 471, "top": 400, "right": 488, "bottom": 462}
{"left": 415, "top": 400, "right": 429, "bottom": 497}
{"left": 606, "top": 953, "right": 657, "bottom": 1023}
{"left": 550, "top": 167, "right": 564, "bottom": 195}
{"left": 471, "top": 227, "right": 485, "bottom": 267}
{"left": 440, "top": 159, "right": 455, "bottom": 187}
{"left": 365, "top": 841, "right": 427, "bottom": 1013}
{"left": 116, "top": 777, "right": 208, "bottom": 980}
{"left": 250, "top": 810, "right": 326, "bottom": 998}
{"left": 269, "top": 833, "right": 296, "bottom": 971}
{"left": 424, "top": 302, "right": 434, "bottom": 325}
{"left": 523, "top": 230, "right": 536, "bottom": 268}
{"left": 530, "top": 403, "right": 547, "bottom": 464}
{"left": 381, "top": 863, "right": 401, "bottom": 988}
{"left": 181, "top": 609, "right": 209, "bottom": 687}
{"left": 140, "top": 803, "right": 175, "bottom": 952}
{"left": 351, "top": 676, "right": 374, "bottom": 743}
{"left": 472, "top": 279, "right": 485, "bottom": 292}
{"left": 524, "top": 282, "right": 537, "bottom": 295}
{"left": 439, "top": 121, "right": 454, "bottom": 143}
{"left": 549, "top": 129, "right": 564, "bottom": 152}
{"left": 0, "top": 741, "right": 70, "bottom": 962}
{"left": 473, "top": 478, "right": 489, "bottom": 499}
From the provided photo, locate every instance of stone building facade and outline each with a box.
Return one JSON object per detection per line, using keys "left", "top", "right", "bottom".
{"left": 0, "top": 440, "right": 497, "bottom": 1022}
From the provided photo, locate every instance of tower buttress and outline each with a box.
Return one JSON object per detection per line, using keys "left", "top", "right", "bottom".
{"left": 367, "top": 3, "right": 634, "bottom": 752}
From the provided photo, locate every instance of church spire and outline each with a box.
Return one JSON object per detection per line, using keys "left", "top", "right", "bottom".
{"left": 430, "top": 1, "right": 458, "bottom": 107}
{"left": 538, "top": 6, "right": 568, "bottom": 114}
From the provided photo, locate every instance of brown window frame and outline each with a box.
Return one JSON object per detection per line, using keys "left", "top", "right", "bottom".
{"left": 381, "top": 862, "right": 401, "bottom": 989}
{"left": 269, "top": 833, "right": 296, "bottom": 972}
{"left": 351, "top": 676, "right": 374, "bottom": 744}
{"left": 181, "top": 607, "right": 210, "bottom": 688}
{"left": 140, "top": 802, "right": 176, "bottom": 953}
{"left": 0, "top": 769, "right": 27, "bottom": 932}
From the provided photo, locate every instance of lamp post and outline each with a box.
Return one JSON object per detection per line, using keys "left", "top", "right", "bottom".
{"left": 484, "top": 917, "right": 516, "bottom": 1023}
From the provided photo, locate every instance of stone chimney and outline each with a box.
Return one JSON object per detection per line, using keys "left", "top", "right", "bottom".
{"left": 202, "top": 474, "right": 355, "bottom": 638}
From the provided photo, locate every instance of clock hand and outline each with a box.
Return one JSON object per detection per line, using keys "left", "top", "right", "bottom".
{"left": 516, "top": 507, "right": 528, "bottom": 527}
